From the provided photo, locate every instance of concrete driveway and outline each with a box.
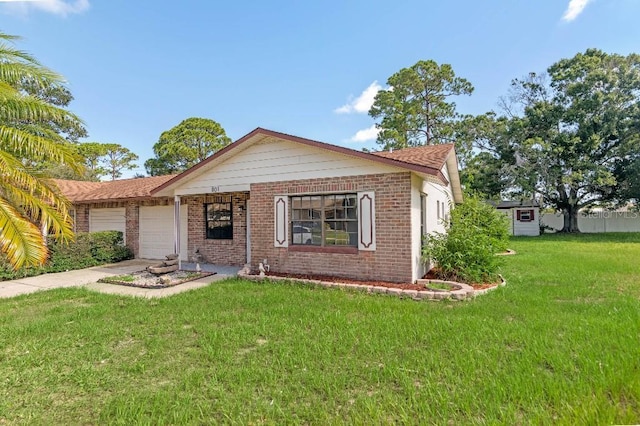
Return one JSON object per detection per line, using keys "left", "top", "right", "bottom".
{"left": 0, "top": 259, "right": 240, "bottom": 299}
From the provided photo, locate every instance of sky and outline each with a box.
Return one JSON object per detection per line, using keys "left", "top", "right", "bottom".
{"left": 2, "top": 0, "right": 639, "bottom": 177}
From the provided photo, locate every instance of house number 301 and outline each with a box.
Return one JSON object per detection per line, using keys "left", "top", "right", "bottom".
{"left": 211, "top": 186, "right": 220, "bottom": 192}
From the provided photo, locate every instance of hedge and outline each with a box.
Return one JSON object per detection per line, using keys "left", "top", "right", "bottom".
{"left": 0, "top": 231, "right": 133, "bottom": 281}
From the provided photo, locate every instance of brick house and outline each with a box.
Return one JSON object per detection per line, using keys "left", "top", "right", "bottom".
{"left": 56, "top": 128, "right": 463, "bottom": 283}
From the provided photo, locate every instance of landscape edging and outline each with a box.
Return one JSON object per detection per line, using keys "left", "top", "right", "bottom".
{"left": 237, "top": 266, "right": 506, "bottom": 301}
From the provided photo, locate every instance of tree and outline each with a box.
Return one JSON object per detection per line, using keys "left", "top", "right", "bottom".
{"left": 35, "top": 142, "right": 138, "bottom": 182}
{"left": 369, "top": 60, "right": 474, "bottom": 150}
{"left": 469, "top": 50, "right": 640, "bottom": 232}
{"left": 455, "top": 113, "right": 533, "bottom": 199}
{"left": 144, "top": 117, "right": 231, "bottom": 176}
{"left": 0, "top": 32, "right": 83, "bottom": 269}
{"left": 20, "top": 79, "right": 88, "bottom": 142}
{"left": 76, "top": 142, "right": 108, "bottom": 180}
{"left": 518, "top": 50, "right": 640, "bottom": 232}
{"left": 612, "top": 156, "right": 640, "bottom": 206}
{"left": 101, "top": 143, "right": 139, "bottom": 180}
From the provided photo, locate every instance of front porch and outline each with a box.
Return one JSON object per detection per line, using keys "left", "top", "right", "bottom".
{"left": 173, "top": 191, "right": 251, "bottom": 267}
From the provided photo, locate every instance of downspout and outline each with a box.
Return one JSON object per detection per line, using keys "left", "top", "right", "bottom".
{"left": 174, "top": 195, "right": 181, "bottom": 270}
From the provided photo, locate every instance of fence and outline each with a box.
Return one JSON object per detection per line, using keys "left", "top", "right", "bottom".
{"left": 541, "top": 212, "right": 640, "bottom": 233}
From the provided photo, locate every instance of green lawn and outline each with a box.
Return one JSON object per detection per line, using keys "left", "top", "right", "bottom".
{"left": 1, "top": 233, "right": 639, "bottom": 424}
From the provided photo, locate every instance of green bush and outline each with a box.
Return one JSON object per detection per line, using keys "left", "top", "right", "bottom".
{"left": 422, "top": 194, "right": 510, "bottom": 283}
{"left": 46, "top": 232, "right": 97, "bottom": 272}
{"left": 0, "top": 231, "right": 133, "bottom": 280}
{"left": 86, "top": 231, "right": 133, "bottom": 264}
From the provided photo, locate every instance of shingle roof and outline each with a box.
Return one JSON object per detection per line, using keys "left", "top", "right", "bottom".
{"left": 54, "top": 175, "right": 177, "bottom": 203}
{"left": 372, "top": 143, "right": 454, "bottom": 170}
{"left": 489, "top": 200, "right": 540, "bottom": 209}
{"left": 55, "top": 130, "right": 460, "bottom": 204}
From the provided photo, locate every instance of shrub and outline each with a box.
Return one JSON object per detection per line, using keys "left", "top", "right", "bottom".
{"left": 422, "top": 194, "right": 510, "bottom": 283}
{"left": 0, "top": 231, "right": 133, "bottom": 280}
{"left": 87, "top": 231, "right": 133, "bottom": 264}
{"left": 46, "top": 232, "right": 97, "bottom": 272}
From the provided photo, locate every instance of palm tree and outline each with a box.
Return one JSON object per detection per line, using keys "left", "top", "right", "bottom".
{"left": 0, "top": 32, "right": 83, "bottom": 269}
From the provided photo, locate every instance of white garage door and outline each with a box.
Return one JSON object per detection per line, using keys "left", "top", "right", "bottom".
{"left": 139, "top": 205, "right": 188, "bottom": 260}
{"left": 89, "top": 207, "right": 126, "bottom": 240}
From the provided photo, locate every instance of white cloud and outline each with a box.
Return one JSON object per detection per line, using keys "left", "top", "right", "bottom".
{"left": 349, "top": 125, "right": 380, "bottom": 143}
{"left": 335, "top": 81, "right": 382, "bottom": 114}
{"left": 562, "top": 0, "right": 592, "bottom": 22}
{"left": 0, "top": 0, "right": 89, "bottom": 16}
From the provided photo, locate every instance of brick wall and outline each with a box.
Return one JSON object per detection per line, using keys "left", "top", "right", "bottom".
{"left": 185, "top": 192, "right": 249, "bottom": 266}
{"left": 250, "top": 172, "right": 413, "bottom": 283}
{"left": 74, "top": 205, "right": 89, "bottom": 233}
{"left": 125, "top": 201, "right": 139, "bottom": 256}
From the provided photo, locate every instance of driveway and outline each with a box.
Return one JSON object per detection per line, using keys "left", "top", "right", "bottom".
{"left": 0, "top": 259, "right": 240, "bottom": 299}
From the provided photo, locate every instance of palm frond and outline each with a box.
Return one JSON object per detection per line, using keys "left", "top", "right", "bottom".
{"left": 0, "top": 31, "right": 82, "bottom": 269}
{"left": 0, "top": 197, "right": 47, "bottom": 269}
{"left": 0, "top": 162, "right": 74, "bottom": 244}
{"left": 0, "top": 61, "right": 63, "bottom": 89}
{"left": 0, "top": 126, "right": 84, "bottom": 174}
{"left": 0, "top": 33, "right": 63, "bottom": 89}
{"left": 0, "top": 92, "right": 82, "bottom": 125}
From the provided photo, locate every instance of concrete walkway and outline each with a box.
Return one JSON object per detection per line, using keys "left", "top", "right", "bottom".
{"left": 0, "top": 259, "right": 241, "bottom": 299}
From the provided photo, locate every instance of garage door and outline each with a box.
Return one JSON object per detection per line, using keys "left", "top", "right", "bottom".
{"left": 139, "top": 205, "right": 188, "bottom": 260}
{"left": 89, "top": 207, "right": 126, "bottom": 240}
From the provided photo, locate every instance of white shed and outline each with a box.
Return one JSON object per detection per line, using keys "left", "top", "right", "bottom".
{"left": 493, "top": 200, "right": 540, "bottom": 236}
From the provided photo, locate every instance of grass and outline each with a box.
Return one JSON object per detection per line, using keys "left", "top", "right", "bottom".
{"left": 1, "top": 233, "right": 639, "bottom": 424}
{"left": 102, "top": 274, "right": 136, "bottom": 283}
{"left": 426, "top": 281, "right": 457, "bottom": 291}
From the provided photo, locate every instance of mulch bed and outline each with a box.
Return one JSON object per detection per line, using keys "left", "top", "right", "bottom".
{"left": 264, "top": 271, "right": 499, "bottom": 291}
{"left": 422, "top": 269, "right": 501, "bottom": 290}
{"left": 265, "top": 272, "right": 427, "bottom": 290}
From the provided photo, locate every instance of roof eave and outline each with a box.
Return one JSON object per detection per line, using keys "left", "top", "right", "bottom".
{"left": 445, "top": 149, "right": 463, "bottom": 203}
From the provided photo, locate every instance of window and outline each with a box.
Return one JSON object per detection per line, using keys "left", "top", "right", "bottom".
{"left": 290, "top": 194, "right": 357, "bottom": 246}
{"left": 205, "top": 202, "right": 233, "bottom": 239}
{"left": 437, "top": 200, "right": 441, "bottom": 220}
{"left": 420, "top": 194, "right": 427, "bottom": 236}
{"left": 517, "top": 209, "right": 534, "bottom": 222}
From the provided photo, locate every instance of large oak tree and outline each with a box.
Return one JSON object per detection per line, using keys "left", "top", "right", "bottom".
{"left": 466, "top": 50, "right": 640, "bottom": 232}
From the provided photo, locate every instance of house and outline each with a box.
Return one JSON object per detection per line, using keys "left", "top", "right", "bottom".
{"left": 57, "top": 128, "right": 463, "bottom": 283}
{"left": 492, "top": 200, "right": 540, "bottom": 236}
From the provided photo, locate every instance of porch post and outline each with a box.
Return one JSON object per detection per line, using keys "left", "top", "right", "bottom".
{"left": 174, "top": 195, "right": 181, "bottom": 269}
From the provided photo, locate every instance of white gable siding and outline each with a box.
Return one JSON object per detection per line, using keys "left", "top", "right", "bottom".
{"left": 411, "top": 166, "right": 456, "bottom": 282}
{"left": 173, "top": 139, "right": 401, "bottom": 196}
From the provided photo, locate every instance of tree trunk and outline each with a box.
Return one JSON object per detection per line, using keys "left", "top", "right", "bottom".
{"left": 561, "top": 204, "right": 580, "bottom": 233}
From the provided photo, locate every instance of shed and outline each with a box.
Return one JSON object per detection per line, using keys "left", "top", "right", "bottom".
{"left": 492, "top": 200, "right": 540, "bottom": 236}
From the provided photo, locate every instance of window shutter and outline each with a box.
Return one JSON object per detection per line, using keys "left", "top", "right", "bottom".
{"left": 516, "top": 210, "right": 521, "bottom": 221}
{"left": 274, "top": 196, "right": 288, "bottom": 247}
{"left": 357, "top": 191, "right": 376, "bottom": 251}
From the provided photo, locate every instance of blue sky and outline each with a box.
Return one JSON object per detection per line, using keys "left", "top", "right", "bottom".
{"left": 2, "top": 0, "right": 639, "bottom": 177}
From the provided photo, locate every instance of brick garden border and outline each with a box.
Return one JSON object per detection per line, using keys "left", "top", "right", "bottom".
{"left": 237, "top": 265, "right": 506, "bottom": 301}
